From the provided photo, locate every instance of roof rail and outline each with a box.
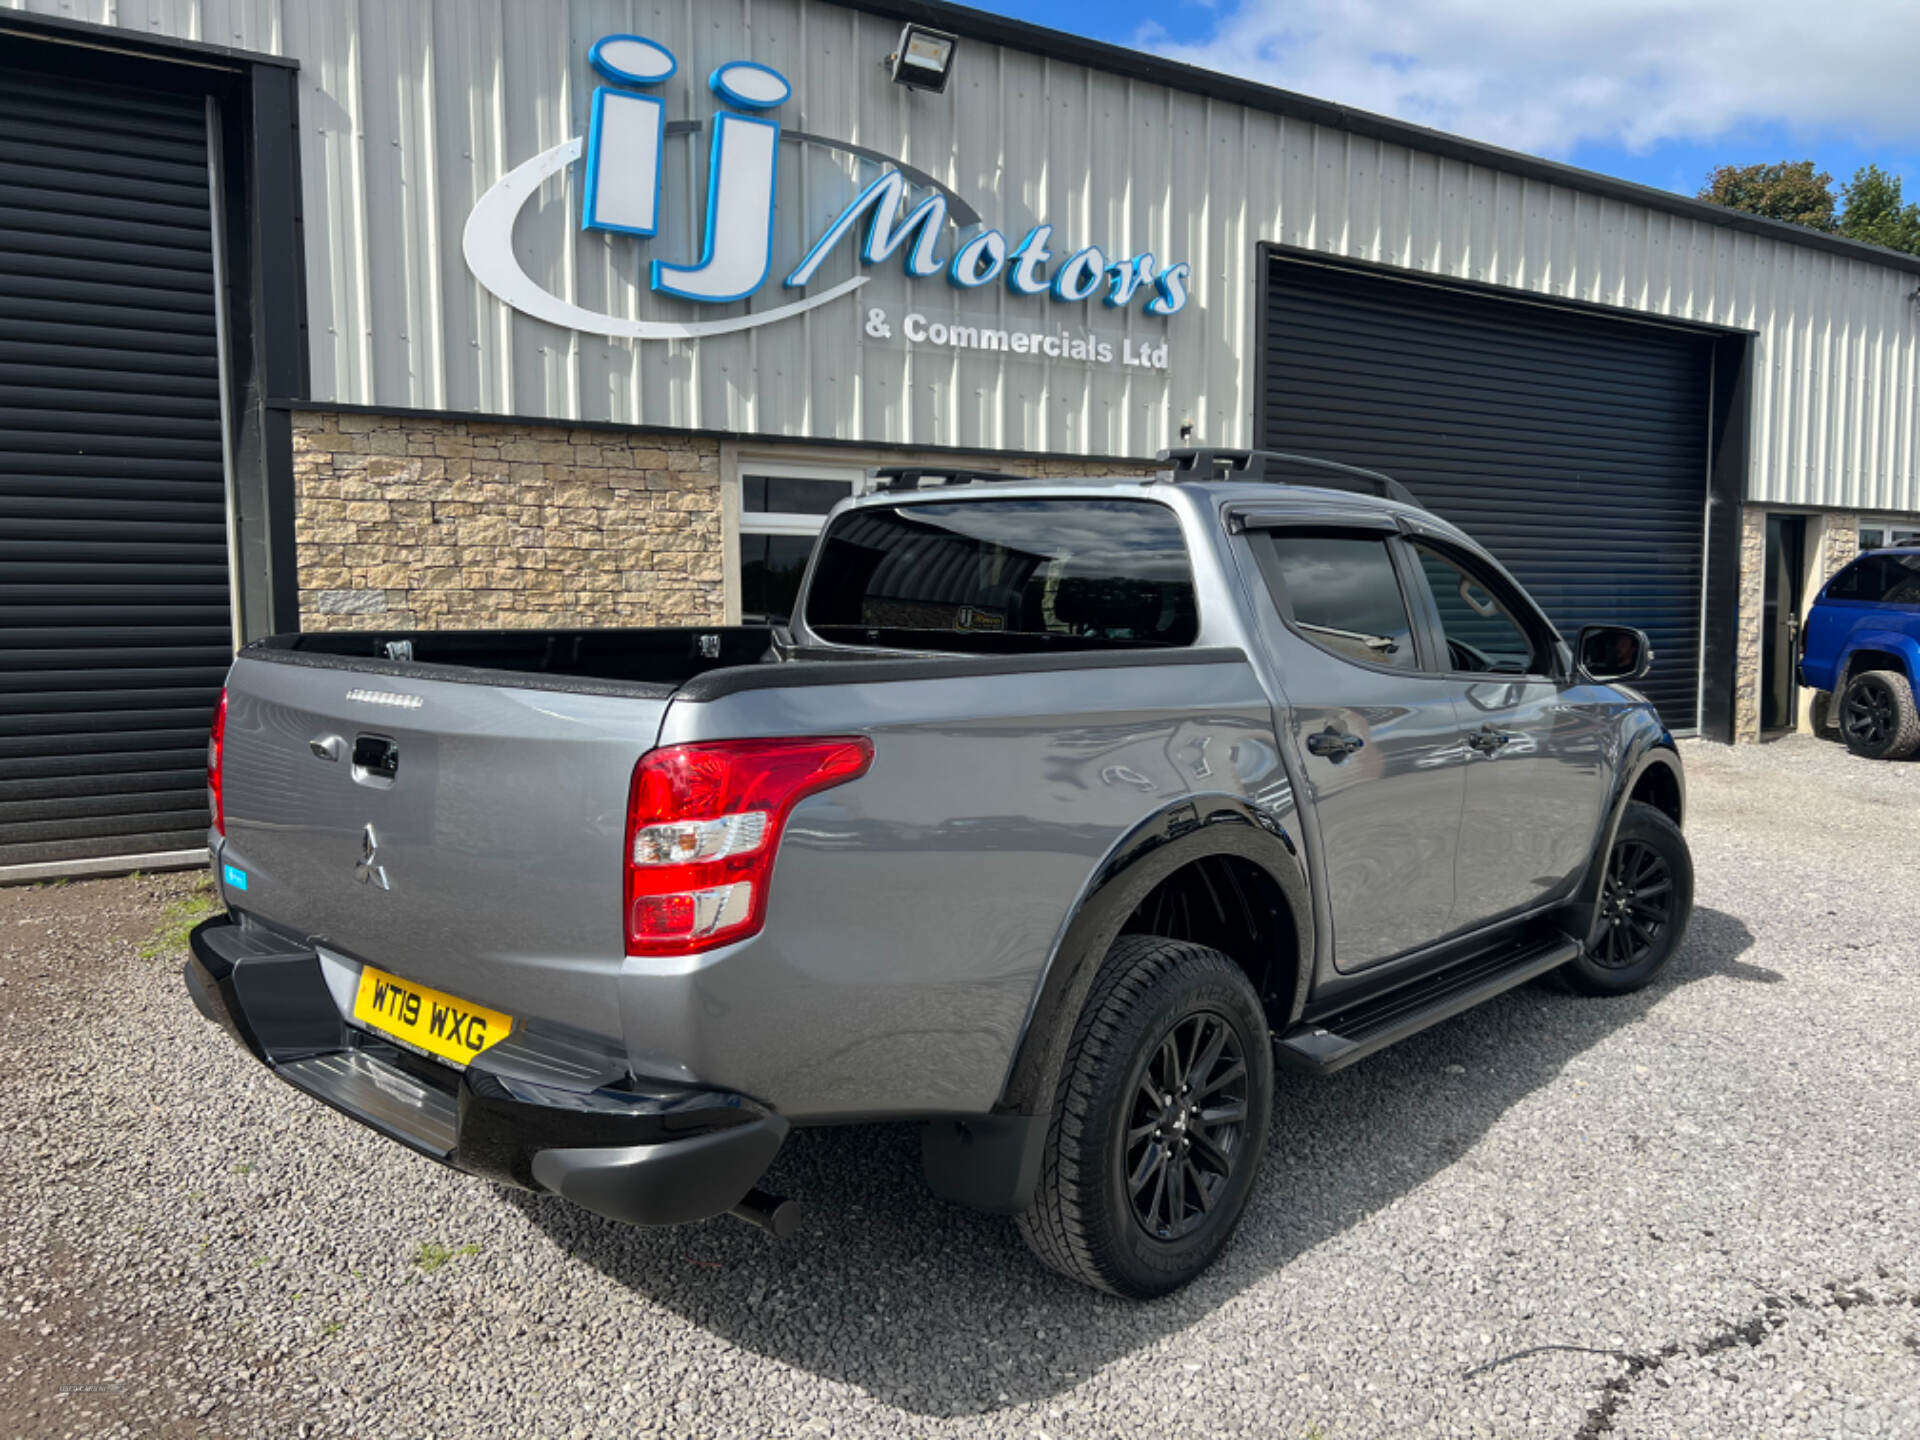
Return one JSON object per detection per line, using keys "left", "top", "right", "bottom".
{"left": 1157, "top": 448, "right": 1424, "bottom": 510}
{"left": 870, "top": 465, "right": 1032, "bottom": 493}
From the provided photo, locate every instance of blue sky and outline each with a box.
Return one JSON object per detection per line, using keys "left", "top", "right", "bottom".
{"left": 963, "top": 0, "right": 1919, "bottom": 206}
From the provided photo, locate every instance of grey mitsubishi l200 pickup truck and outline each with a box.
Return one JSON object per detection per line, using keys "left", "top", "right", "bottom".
{"left": 187, "top": 448, "right": 1691, "bottom": 1297}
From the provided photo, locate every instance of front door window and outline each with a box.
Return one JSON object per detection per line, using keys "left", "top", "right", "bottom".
{"left": 1404, "top": 536, "right": 1609, "bottom": 930}
{"left": 1410, "top": 543, "right": 1544, "bottom": 676}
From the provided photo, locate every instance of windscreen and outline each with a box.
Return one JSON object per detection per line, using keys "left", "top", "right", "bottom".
{"left": 803, "top": 499, "right": 1198, "bottom": 653}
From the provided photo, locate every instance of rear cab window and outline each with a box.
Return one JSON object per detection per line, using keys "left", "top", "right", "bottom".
{"left": 1826, "top": 553, "right": 1920, "bottom": 605}
{"left": 803, "top": 498, "right": 1199, "bottom": 653}
{"left": 1250, "top": 532, "right": 1420, "bottom": 670}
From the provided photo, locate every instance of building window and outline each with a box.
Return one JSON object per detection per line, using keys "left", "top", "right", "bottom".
{"left": 736, "top": 462, "right": 866, "bottom": 623}
{"left": 1859, "top": 522, "right": 1920, "bottom": 552}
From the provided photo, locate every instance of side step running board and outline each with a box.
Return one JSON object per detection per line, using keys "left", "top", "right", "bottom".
{"left": 1276, "top": 936, "right": 1580, "bottom": 1074}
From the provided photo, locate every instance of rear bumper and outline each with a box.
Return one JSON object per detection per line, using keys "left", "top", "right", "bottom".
{"left": 185, "top": 913, "right": 786, "bottom": 1227}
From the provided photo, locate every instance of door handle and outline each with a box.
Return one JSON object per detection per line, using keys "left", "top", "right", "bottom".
{"left": 351, "top": 733, "right": 399, "bottom": 786}
{"left": 1466, "top": 725, "right": 1512, "bottom": 754}
{"left": 1306, "top": 726, "right": 1365, "bottom": 761}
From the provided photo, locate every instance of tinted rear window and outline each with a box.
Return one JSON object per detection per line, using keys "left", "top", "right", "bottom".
{"left": 1254, "top": 532, "right": 1420, "bottom": 670}
{"left": 1827, "top": 552, "right": 1920, "bottom": 605}
{"left": 804, "top": 499, "right": 1198, "bottom": 652}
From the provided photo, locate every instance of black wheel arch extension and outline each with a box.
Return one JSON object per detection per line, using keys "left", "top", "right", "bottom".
{"left": 1564, "top": 737, "right": 1687, "bottom": 939}
{"left": 994, "top": 796, "right": 1312, "bottom": 1119}
{"left": 924, "top": 797, "right": 1307, "bottom": 1216}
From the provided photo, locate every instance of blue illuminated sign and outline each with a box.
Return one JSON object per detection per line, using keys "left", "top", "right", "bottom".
{"left": 462, "top": 34, "right": 1191, "bottom": 342}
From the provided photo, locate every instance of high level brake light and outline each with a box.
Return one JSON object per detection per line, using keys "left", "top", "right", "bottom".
{"left": 208, "top": 688, "right": 229, "bottom": 838}
{"left": 624, "top": 737, "right": 873, "bottom": 956}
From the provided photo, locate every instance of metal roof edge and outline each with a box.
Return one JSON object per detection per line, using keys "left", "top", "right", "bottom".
{"left": 0, "top": 8, "right": 299, "bottom": 71}
{"left": 289, "top": 400, "right": 1168, "bottom": 464}
{"left": 842, "top": 0, "right": 1920, "bottom": 282}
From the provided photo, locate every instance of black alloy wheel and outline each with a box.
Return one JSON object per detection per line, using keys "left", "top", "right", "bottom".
{"left": 1838, "top": 670, "right": 1920, "bottom": 760}
{"left": 1842, "top": 675, "right": 1898, "bottom": 749}
{"left": 1124, "top": 1010, "right": 1249, "bottom": 1242}
{"left": 1558, "top": 800, "right": 1694, "bottom": 997}
{"left": 1591, "top": 836, "right": 1675, "bottom": 970}
{"left": 1018, "top": 935, "right": 1273, "bottom": 1297}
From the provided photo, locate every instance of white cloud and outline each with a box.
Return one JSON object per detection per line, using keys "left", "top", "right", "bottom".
{"left": 1139, "top": 0, "right": 1920, "bottom": 160}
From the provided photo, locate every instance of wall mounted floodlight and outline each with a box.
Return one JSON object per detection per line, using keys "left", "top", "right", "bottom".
{"left": 888, "top": 23, "right": 957, "bottom": 92}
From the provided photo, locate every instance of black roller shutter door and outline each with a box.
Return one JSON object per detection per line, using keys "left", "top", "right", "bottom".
{"left": 1263, "top": 258, "right": 1710, "bottom": 729}
{"left": 0, "top": 65, "right": 230, "bottom": 867}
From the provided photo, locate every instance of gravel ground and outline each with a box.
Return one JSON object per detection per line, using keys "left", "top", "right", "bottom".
{"left": 4, "top": 734, "right": 1919, "bottom": 1439}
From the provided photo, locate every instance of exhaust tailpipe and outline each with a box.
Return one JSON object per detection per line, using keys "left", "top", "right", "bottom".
{"left": 728, "top": 1187, "right": 799, "bottom": 1239}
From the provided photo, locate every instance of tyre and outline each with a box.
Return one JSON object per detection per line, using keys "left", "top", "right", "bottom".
{"left": 1560, "top": 801, "right": 1694, "bottom": 996}
{"left": 1838, "top": 670, "right": 1920, "bottom": 760}
{"left": 1017, "top": 935, "right": 1273, "bottom": 1297}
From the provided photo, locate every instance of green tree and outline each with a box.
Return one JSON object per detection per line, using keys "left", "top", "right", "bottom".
{"left": 1698, "top": 161, "right": 1838, "bottom": 230}
{"left": 1837, "top": 164, "right": 1920, "bottom": 257}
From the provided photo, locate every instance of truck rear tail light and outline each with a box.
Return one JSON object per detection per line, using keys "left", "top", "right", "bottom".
{"left": 208, "top": 688, "right": 228, "bottom": 838}
{"left": 624, "top": 736, "right": 873, "bottom": 955}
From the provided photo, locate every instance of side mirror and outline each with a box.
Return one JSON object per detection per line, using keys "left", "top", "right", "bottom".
{"left": 1575, "top": 625, "right": 1654, "bottom": 684}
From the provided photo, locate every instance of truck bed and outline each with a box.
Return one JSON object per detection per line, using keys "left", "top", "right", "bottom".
{"left": 253, "top": 624, "right": 1205, "bottom": 703}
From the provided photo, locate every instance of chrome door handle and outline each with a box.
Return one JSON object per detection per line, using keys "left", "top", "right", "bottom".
{"left": 1306, "top": 727, "right": 1365, "bottom": 760}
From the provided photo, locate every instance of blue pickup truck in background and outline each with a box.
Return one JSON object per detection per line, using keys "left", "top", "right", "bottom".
{"left": 1801, "top": 548, "right": 1920, "bottom": 759}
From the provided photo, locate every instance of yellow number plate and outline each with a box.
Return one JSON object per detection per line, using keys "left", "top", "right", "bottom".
{"left": 351, "top": 965, "right": 512, "bottom": 1066}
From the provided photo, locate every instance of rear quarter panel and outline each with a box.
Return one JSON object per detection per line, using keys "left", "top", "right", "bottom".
{"left": 1799, "top": 599, "right": 1854, "bottom": 691}
{"left": 1803, "top": 601, "right": 1920, "bottom": 695}
{"left": 622, "top": 654, "right": 1292, "bottom": 1120}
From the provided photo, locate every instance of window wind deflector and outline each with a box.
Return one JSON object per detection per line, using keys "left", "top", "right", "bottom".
{"left": 1160, "top": 448, "right": 1424, "bottom": 510}
{"left": 1229, "top": 507, "right": 1398, "bottom": 533}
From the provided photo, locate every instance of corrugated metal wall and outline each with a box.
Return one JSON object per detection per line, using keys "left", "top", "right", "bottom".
{"left": 6, "top": 0, "right": 1918, "bottom": 511}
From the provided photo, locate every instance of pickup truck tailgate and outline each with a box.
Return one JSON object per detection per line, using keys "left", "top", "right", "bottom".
{"left": 216, "top": 654, "right": 669, "bottom": 1043}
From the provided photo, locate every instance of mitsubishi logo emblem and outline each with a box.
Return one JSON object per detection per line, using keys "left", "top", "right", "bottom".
{"left": 354, "top": 823, "right": 390, "bottom": 890}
